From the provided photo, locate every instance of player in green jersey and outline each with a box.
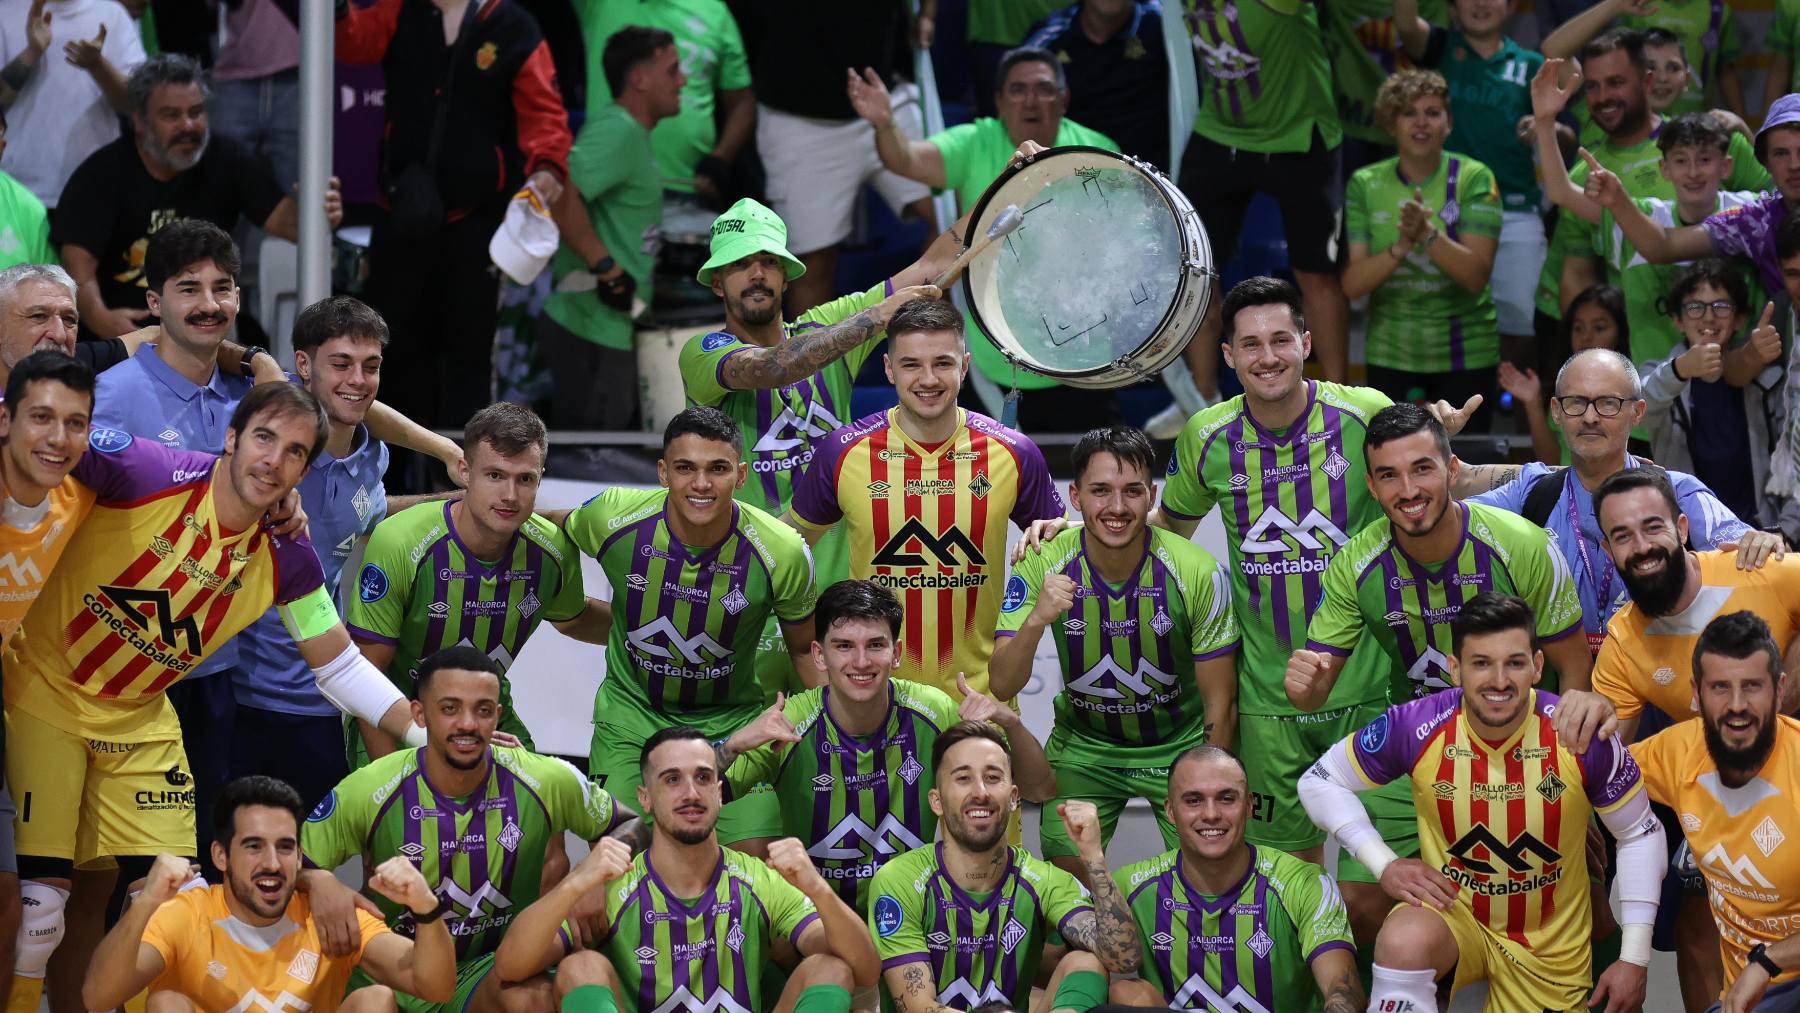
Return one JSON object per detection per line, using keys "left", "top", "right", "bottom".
{"left": 712, "top": 579, "right": 1053, "bottom": 913}
{"left": 346, "top": 403, "right": 609, "bottom": 765}
{"left": 1284, "top": 403, "right": 1592, "bottom": 940}
{"left": 494, "top": 727, "right": 879, "bottom": 1013}
{"left": 563, "top": 406, "right": 818, "bottom": 853}
{"left": 870, "top": 722, "right": 1135, "bottom": 1012}
{"left": 299, "top": 646, "right": 641, "bottom": 1013}
{"left": 1110, "top": 745, "right": 1362, "bottom": 1012}
{"left": 991, "top": 426, "right": 1238, "bottom": 883}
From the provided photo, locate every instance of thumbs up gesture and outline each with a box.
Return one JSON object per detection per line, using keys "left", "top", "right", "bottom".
{"left": 1578, "top": 149, "right": 1627, "bottom": 210}
{"left": 1750, "top": 302, "right": 1784, "bottom": 366}
{"left": 64, "top": 21, "right": 105, "bottom": 70}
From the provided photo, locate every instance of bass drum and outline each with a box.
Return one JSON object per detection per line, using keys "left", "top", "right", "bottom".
{"left": 962, "top": 146, "right": 1214, "bottom": 389}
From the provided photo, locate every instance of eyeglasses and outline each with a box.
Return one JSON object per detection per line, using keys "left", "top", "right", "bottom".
{"left": 1553, "top": 395, "right": 1638, "bottom": 417}
{"left": 1003, "top": 82, "right": 1061, "bottom": 100}
{"left": 1681, "top": 299, "right": 1737, "bottom": 319}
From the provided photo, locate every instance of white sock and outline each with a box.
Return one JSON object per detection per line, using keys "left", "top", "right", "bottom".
{"left": 1367, "top": 962, "right": 1440, "bottom": 1012}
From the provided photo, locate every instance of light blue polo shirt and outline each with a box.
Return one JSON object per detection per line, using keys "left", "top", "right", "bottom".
{"left": 1471, "top": 456, "right": 1754, "bottom": 644}
{"left": 236, "top": 414, "right": 390, "bottom": 716}
{"left": 93, "top": 347, "right": 255, "bottom": 679}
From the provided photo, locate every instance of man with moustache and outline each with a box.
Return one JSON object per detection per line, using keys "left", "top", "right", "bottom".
{"left": 53, "top": 54, "right": 342, "bottom": 339}
{"left": 1472, "top": 348, "right": 1778, "bottom": 654}
{"left": 990, "top": 426, "right": 1238, "bottom": 886}
{"left": 787, "top": 298, "right": 1064, "bottom": 702}
{"left": 301, "top": 646, "right": 640, "bottom": 1013}
{"left": 1301, "top": 593, "right": 1666, "bottom": 1013}
{"left": 869, "top": 723, "right": 1137, "bottom": 1012}
{"left": 712, "top": 579, "right": 1055, "bottom": 912}
{"left": 81, "top": 776, "right": 455, "bottom": 1013}
{"left": 562, "top": 406, "right": 818, "bottom": 855}
{"left": 1110, "top": 746, "right": 1362, "bottom": 1012}
{"left": 346, "top": 401, "right": 610, "bottom": 765}
{"left": 1631, "top": 612, "right": 1800, "bottom": 1013}
{"left": 494, "top": 727, "right": 879, "bottom": 1013}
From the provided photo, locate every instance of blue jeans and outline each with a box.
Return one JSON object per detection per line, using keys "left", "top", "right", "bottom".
{"left": 1710, "top": 974, "right": 1800, "bottom": 1012}
{"left": 211, "top": 69, "right": 299, "bottom": 192}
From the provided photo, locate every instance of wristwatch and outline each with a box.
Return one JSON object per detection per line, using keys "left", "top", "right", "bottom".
{"left": 412, "top": 897, "right": 451, "bottom": 925}
{"left": 1750, "top": 942, "right": 1784, "bottom": 978}
{"left": 240, "top": 346, "right": 270, "bottom": 378}
{"left": 590, "top": 255, "right": 617, "bottom": 277}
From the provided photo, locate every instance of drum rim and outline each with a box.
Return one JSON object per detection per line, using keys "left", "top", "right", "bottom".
{"left": 960, "top": 145, "right": 1201, "bottom": 381}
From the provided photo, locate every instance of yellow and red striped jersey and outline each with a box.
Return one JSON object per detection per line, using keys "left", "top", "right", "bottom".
{"left": 3, "top": 427, "right": 326, "bottom": 742}
{"left": 1634, "top": 716, "right": 1800, "bottom": 993}
{"left": 790, "top": 408, "right": 1063, "bottom": 698}
{"left": 1340, "top": 688, "right": 1647, "bottom": 980}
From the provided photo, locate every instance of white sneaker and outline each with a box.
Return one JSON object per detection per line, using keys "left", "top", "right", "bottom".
{"left": 1146, "top": 400, "right": 1194, "bottom": 439}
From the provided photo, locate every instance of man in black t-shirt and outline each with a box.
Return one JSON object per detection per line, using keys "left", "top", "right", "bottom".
{"left": 1022, "top": 0, "right": 1169, "bottom": 168}
{"left": 51, "top": 54, "right": 342, "bottom": 341}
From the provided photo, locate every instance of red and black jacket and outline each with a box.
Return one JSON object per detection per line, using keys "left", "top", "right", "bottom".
{"left": 337, "top": 0, "right": 570, "bottom": 218}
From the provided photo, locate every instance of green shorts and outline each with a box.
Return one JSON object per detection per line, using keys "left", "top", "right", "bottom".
{"left": 1239, "top": 704, "right": 1380, "bottom": 850}
{"left": 591, "top": 718, "right": 782, "bottom": 844}
{"left": 346, "top": 707, "right": 533, "bottom": 771}
{"left": 1037, "top": 758, "right": 1177, "bottom": 859}
{"left": 351, "top": 951, "right": 495, "bottom": 1013}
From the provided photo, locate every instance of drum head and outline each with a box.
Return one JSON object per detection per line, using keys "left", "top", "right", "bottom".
{"left": 962, "top": 146, "right": 1211, "bottom": 388}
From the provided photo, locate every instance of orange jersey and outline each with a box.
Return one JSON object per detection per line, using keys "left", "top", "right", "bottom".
{"left": 3, "top": 428, "right": 326, "bottom": 741}
{"left": 789, "top": 408, "right": 1063, "bottom": 696}
{"left": 143, "top": 886, "right": 388, "bottom": 1013}
{"left": 0, "top": 478, "right": 96, "bottom": 642}
{"left": 1593, "top": 552, "right": 1800, "bottom": 722}
{"left": 1633, "top": 716, "right": 1800, "bottom": 993}
{"left": 1345, "top": 688, "right": 1646, "bottom": 979}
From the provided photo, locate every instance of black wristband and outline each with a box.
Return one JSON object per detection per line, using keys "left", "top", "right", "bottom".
{"left": 240, "top": 346, "right": 269, "bottom": 378}
{"left": 1751, "top": 943, "right": 1785, "bottom": 978}
{"left": 591, "top": 255, "right": 616, "bottom": 276}
{"left": 1669, "top": 355, "right": 1685, "bottom": 381}
{"left": 412, "top": 897, "right": 451, "bottom": 925}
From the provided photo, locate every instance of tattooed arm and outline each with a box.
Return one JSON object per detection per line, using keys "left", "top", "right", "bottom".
{"left": 1452, "top": 462, "right": 1532, "bottom": 499}
{"left": 1058, "top": 800, "right": 1142, "bottom": 974}
{"left": 603, "top": 813, "right": 653, "bottom": 855}
{"left": 717, "top": 284, "right": 941, "bottom": 390}
{"left": 882, "top": 961, "right": 958, "bottom": 1013}
{"left": 1312, "top": 948, "right": 1366, "bottom": 1013}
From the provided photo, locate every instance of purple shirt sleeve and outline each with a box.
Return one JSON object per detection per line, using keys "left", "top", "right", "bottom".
{"left": 1700, "top": 199, "right": 1767, "bottom": 260}
{"left": 72, "top": 429, "right": 217, "bottom": 503}
{"left": 1348, "top": 690, "right": 1460, "bottom": 785}
{"left": 269, "top": 531, "right": 327, "bottom": 606}
{"left": 1577, "top": 718, "right": 1643, "bottom": 809}
{"left": 790, "top": 420, "right": 868, "bottom": 527}
{"left": 966, "top": 415, "right": 1062, "bottom": 526}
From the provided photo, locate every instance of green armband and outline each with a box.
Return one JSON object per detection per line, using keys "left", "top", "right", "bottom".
{"left": 279, "top": 584, "right": 341, "bottom": 642}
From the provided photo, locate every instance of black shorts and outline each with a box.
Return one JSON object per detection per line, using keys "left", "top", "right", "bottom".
{"left": 1178, "top": 128, "right": 1344, "bottom": 274}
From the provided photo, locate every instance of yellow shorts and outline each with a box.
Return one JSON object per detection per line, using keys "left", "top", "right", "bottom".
{"left": 7, "top": 708, "right": 196, "bottom": 866}
{"left": 1439, "top": 900, "right": 1589, "bottom": 1013}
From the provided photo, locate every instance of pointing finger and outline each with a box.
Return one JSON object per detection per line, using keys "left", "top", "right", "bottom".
{"left": 957, "top": 672, "right": 972, "bottom": 697}
{"left": 1579, "top": 147, "right": 1602, "bottom": 172}
{"left": 1761, "top": 301, "right": 1776, "bottom": 329}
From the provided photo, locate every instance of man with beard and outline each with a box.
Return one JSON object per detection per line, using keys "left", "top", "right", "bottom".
{"left": 301, "top": 646, "right": 640, "bottom": 1013}
{"left": 562, "top": 407, "right": 818, "bottom": 856}
{"left": 1300, "top": 592, "right": 1666, "bottom": 1013}
{"left": 1472, "top": 348, "right": 1776, "bottom": 654}
{"left": 1285, "top": 403, "right": 1592, "bottom": 940}
{"left": 1632, "top": 611, "right": 1800, "bottom": 1013}
{"left": 990, "top": 426, "right": 1237, "bottom": 886}
{"left": 494, "top": 727, "right": 878, "bottom": 1013}
{"left": 5, "top": 382, "right": 427, "bottom": 1000}
{"left": 52, "top": 53, "right": 342, "bottom": 340}
{"left": 1530, "top": 29, "right": 1767, "bottom": 359}
{"left": 347, "top": 401, "right": 610, "bottom": 765}
{"left": 81, "top": 776, "right": 454, "bottom": 1013}
{"left": 788, "top": 298, "right": 1064, "bottom": 702}
{"left": 869, "top": 722, "right": 1137, "bottom": 1012}
{"left": 712, "top": 579, "right": 1055, "bottom": 912}
{"left": 1110, "top": 746, "right": 1361, "bottom": 1012}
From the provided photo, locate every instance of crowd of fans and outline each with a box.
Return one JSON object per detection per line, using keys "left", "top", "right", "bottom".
{"left": 3, "top": 2, "right": 1800, "bottom": 1013}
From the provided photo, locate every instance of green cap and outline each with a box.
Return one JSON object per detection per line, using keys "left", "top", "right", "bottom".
{"left": 696, "top": 198, "right": 807, "bottom": 285}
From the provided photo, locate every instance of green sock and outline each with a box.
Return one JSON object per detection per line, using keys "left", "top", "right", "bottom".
{"left": 1050, "top": 969, "right": 1109, "bottom": 1012}
{"left": 560, "top": 985, "right": 619, "bottom": 1013}
{"left": 790, "top": 983, "right": 852, "bottom": 1013}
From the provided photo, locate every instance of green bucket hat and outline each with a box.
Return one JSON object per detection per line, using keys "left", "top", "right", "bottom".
{"left": 696, "top": 198, "right": 808, "bottom": 285}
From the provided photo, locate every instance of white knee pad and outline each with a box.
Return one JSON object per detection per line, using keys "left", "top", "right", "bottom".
{"left": 1368, "top": 963, "right": 1439, "bottom": 1013}
{"left": 15, "top": 880, "right": 68, "bottom": 979}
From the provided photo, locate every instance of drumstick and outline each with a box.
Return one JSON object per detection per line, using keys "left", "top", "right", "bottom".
{"left": 931, "top": 204, "right": 1024, "bottom": 290}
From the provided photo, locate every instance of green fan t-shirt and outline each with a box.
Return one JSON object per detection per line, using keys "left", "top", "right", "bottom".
{"left": 545, "top": 104, "right": 661, "bottom": 350}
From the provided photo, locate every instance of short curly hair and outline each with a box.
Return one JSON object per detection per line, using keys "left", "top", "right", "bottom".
{"left": 1375, "top": 69, "right": 1450, "bottom": 137}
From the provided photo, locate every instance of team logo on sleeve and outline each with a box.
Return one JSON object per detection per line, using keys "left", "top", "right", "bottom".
{"left": 1358, "top": 713, "right": 1390, "bottom": 752}
{"left": 307, "top": 791, "right": 337, "bottom": 822}
{"left": 701, "top": 332, "right": 735, "bottom": 351}
{"left": 358, "top": 563, "right": 388, "bottom": 603}
{"left": 873, "top": 895, "right": 903, "bottom": 937}
{"left": 89, "top": 428, "right": 134, "bottom": 453}
{"left": 1001, "top": 575, "right": 1028, "bottom": 612}
{"left": 1166, "top": 453, "right": 1179, "bottom": 476}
